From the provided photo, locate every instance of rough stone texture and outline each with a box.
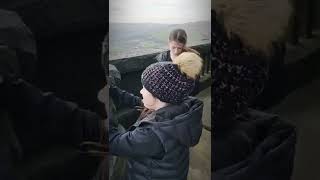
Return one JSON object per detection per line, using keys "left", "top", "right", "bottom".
{"left": 189, "top": 129, "right": 211, "bottom": 180}
{"left": 188, "top": 86, "right": 211, "bottom": 180}
{"left": 196, "top": 87, "right": 211, "bottom": 130}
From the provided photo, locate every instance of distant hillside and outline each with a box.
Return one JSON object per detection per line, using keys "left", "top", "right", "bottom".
{"left": 109, "top": 21, "right": 210, "bottom": 60}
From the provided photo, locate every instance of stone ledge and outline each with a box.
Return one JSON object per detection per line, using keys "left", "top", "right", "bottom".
{"left": 110, "top": 43, "right": 211, "bottom": 74}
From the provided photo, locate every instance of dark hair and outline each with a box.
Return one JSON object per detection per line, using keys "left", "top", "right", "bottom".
{"left": 169, "top": 29, "right": 187, "bottom": 45}
{"left": 137, "top": 107, "right": 154, "bottom": 121}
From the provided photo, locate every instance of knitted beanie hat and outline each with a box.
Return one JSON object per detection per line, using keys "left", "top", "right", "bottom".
{"left": 141, "top": 52, "right": 203, "bottom": 104}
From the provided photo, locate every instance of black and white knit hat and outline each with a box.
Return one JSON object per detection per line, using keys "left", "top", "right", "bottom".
{"left": 141, "top": 52, "right": 203, "bottom": 104}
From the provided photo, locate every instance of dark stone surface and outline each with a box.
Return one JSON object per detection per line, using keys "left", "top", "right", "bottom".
{"left": 110, "top": 44, "right": 210, "bottom": 73}
{"left": 110, "top": 44, "right": 211, "bottom": 95}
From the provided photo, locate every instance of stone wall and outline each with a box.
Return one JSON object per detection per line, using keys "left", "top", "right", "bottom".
{"left": 110, "top": 44, "right": 211, "bottom": 95}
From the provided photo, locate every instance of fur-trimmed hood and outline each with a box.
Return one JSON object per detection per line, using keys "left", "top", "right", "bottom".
{"left": 213, "top": 0, "right": 292, "bottom": 55}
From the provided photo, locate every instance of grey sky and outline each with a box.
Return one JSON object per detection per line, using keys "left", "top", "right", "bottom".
{"left": 110, "top": 0, "right": 211, "bottom": 24}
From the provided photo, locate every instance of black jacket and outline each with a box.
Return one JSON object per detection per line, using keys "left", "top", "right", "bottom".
{"left": 0, "top": 78, "right": 105, "bottom": 148}
{"left": 109, "top": 87, "right": 203, "bottom": 180}
{"left": 0, "top": 77, "right": 107, "bottom": 179}
{"left": 155, "top": 50, "right": 172, "bottom": 62}
{"left": 212, "top": 109, "right": 296, "bottom": 180}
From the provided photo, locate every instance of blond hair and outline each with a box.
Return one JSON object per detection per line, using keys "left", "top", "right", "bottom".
{"left": 173, "top": 52, "right": 203, "bottom": 79}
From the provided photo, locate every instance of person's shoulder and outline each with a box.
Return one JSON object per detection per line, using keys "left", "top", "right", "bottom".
{"left": 155, "top": 50, "right": 171, "bottom": 62}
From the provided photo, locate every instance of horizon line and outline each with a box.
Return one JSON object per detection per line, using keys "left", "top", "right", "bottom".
{"left": 109, "top": 20, "right": 210, "bottom": 25}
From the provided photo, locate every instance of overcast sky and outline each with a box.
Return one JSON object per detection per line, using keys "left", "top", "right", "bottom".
{"left": 110, "top": 0, "right": 211, "bottom": 24}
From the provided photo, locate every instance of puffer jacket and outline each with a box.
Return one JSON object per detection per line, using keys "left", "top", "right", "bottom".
{"left": 0, "top": 77, "right": 105, "bottom": 148}
{"left": 109, "top": 87, "right": 203, "bottom": 180}
{"left": 212, "top": 109, "right": 296, "bottom": 180}
{"left": 155, "top": 50, "right": 171, "bottom": 62}
{"left": 0, "top": 77, "right": 107, "bottom": 179}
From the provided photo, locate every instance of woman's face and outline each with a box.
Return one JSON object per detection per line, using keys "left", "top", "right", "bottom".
{"left": 169, "top": 40, "right": 185, "bottom": 57}
{"left": 140, "top": 87, "right": 157, "bottom": 110}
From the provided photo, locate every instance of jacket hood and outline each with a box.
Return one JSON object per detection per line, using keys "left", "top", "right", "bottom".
{"left": 213, "top": 0, "right": 292, "bottom": 56}
{"left": 147, "top": 97, "right": 203, "bottom": 147}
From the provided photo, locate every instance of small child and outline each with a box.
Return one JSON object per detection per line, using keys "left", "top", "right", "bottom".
{"left": 109, "top": 52, "right": 204, "bottom": 180}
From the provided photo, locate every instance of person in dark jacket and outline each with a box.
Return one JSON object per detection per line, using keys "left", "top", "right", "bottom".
{"left": 211, "top": 0, "right": 296, "bottom": 179}
{"left": 0, "top": 10, "right": 37, "bottom": 180}
{"left": 109, "top": 52, "right": 204, "bottom": 180}
{"left": 155, "top": 29, "right": 202, "bottom": 96}
{"left": 155, "top": 29, "right": 200, "bottom": 63}
{"left": 0, "top": 67, "right": 109, "bottom": 180}
{"left": 96, "top": 64, "right": 143, "bottom": 180}
{"left": 212, "top": 109, "right": 296, "bottom": 180}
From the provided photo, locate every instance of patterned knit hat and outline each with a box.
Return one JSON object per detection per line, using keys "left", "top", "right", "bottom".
{"left": 141, "top": 52, "right": 203, "bottom": 104}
